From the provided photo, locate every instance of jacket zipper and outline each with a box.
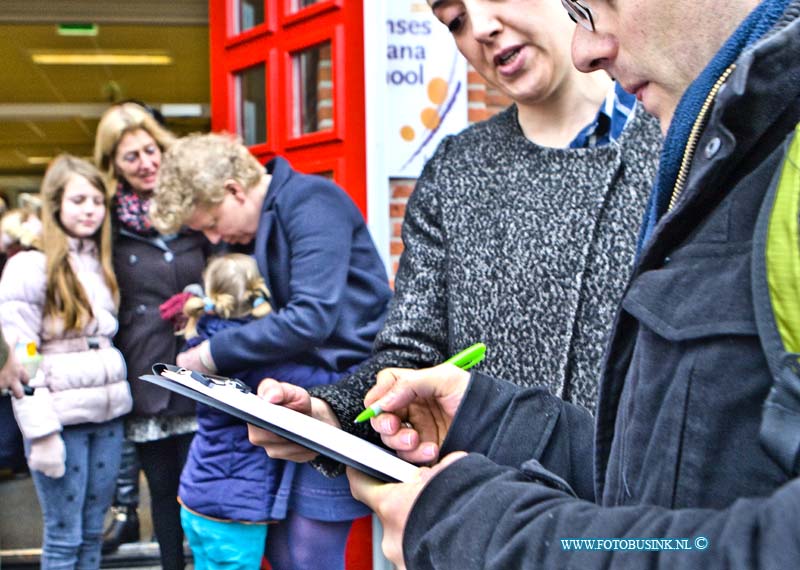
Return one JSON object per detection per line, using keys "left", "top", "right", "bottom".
{"left": 668, "top": 64, "right": 737, "bottom": 212}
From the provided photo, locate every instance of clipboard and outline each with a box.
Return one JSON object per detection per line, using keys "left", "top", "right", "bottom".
{"left": 139, "top": 364, "right": 418, "bottom": 483}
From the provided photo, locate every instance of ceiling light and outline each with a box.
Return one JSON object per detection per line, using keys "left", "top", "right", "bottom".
{"left": 160, "top": 104, "right": 205, "bottom": 118}
{"left": 30, "top": 50, "right": 172, "bottom": 66}
{"left": 24, "top": 155, "right": 94, "bottom": 165}
{"left": 25, "top": 156, "right": 53, "bottom": 165}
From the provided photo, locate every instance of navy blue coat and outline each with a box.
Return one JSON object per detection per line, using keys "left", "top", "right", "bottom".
{"left": 179, "top": 316, "right": 343, "bottom": 522}
{"left": 403, "top": 9, "right": 800, "bottom": 570}
{"left": 207, "top": 157, "right": 392, "bottom": 374}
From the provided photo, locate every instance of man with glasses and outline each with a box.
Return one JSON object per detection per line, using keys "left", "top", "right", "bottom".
{"left": 340, "top": 0, "right": 800, "bottom": 567}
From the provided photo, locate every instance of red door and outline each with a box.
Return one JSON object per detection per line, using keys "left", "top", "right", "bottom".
{"left": 209, "top": 0, "right": 368, "bottom": 215}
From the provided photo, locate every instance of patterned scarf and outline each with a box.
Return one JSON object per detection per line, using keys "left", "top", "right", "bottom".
{"left": 112, "top": 181, "right": 157, "bottom": 237}
{"left": 637, "top": 0, "right": 790, "bottom": 252}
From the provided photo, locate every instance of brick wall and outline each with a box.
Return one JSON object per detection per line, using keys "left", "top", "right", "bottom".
{"left": 387, "top": 68, "right": 511, "bottom": 283}
{"left": 316, "top": 42, "right": 334, "bottom": 131}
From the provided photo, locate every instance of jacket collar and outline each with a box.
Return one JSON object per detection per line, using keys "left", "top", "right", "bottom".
{"left": 262, "top": 156, "right": 292, "bottom": 213}
{"left": 253, "top": 156, "right": 293, "bottom": 294}
{"left": 67, "top": 236, "right": 97, "bottom": 255}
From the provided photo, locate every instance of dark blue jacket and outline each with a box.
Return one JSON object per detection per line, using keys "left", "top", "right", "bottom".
{"left": 403, "top": 7, "right": 800, "bottom": 569}
{"left": 179, "top": 315, "right": 342, "bottom": 522}
{"left": 208, "top": 157, "right": 392, "bottom": 374}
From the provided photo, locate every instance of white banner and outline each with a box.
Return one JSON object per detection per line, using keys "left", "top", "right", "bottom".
{"left": 385, "top": 1, "right": 468, "bottom": 178}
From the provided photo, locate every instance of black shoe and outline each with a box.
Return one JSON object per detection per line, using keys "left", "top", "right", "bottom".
{"left": 102, "top": 506, "right": 140, "bottom": 554}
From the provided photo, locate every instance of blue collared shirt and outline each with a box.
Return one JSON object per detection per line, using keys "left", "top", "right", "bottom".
{"left": 569, "top": 82, "right": 636, "bottom": 149}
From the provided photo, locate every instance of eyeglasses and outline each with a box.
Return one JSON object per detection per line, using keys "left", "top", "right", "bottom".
{"left": 561, "top": 0, "right": 595, "bottom": 32}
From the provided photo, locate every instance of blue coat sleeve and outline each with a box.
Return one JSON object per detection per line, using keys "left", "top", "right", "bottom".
{"left": 209, "top": 184, "right": 356, "bottom": 370}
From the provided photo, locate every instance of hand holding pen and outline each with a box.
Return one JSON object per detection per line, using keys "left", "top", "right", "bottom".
{"left": 248, "top": 343, "right": 486, "bottom": 465}
{"left": 354, "top": 343, "right": 485, "bottom": 423}
{"left": 358, "top": 343, "right": 486, "bottom": 464}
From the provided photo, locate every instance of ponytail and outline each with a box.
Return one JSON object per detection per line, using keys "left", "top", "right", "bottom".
{"left": 181, "top": 296, "right": 206, "bottom": 339}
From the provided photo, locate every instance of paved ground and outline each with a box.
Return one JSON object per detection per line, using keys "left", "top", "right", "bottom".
{"left": 1, "top": 470, "right": 389, "bottom": 570}
{"left": 0, "top": 471, "right": 183, "bottom": 568}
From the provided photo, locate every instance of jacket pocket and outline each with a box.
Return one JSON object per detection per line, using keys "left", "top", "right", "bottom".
{"left": 613, "top": 242, "right": 772, "bottom": 509}
{"left": 623, "top": 241, "right": 757, "bottom": 341}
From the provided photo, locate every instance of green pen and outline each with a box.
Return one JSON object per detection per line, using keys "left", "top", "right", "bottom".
{"left": 353, "top": 342, "right": 487, "bottom": 424}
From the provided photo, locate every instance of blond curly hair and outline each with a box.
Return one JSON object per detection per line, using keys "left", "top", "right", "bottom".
{"left": 149, "top": 133, "right": 264, "bottom": 235}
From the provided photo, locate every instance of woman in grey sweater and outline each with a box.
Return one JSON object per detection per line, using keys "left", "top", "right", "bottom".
{"left": 250, "top": 0, "right": 662, "bottom": 462}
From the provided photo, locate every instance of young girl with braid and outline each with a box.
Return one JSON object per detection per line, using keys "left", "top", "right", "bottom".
{"left": 177, "top": 253, "right": 363, "bottom": 570}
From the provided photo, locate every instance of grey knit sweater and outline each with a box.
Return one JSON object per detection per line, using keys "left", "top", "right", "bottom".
{"left": 312, "top": 103, "right": 662, "bottom": 445}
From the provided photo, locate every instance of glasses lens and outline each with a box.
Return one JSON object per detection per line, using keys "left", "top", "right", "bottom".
{"left": 560, "top": 0, "right": 594, "bottom": 31}
{"left": 560, "top": 0, "right": 579, "bottom": 21}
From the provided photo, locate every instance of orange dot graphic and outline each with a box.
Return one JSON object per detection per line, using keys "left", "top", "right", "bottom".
{"left": 427, "top": 77, "right": 448, "bottom": 105}
{"left": 420, "top": 107, "right": 441, "bottom": 130}
{"left": 400, "top": 125, "right": 416, "bottom": 141}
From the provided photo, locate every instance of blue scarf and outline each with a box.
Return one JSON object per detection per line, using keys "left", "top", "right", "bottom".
{"left": 637, "top": 0, "right": 790, "bottom": 252}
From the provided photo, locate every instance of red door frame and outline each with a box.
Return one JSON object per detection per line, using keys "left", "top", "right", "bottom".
{"left": 208, "top": 0, "right": 368, "bottom": 216}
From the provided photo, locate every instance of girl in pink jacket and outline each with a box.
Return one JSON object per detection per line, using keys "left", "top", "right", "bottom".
{"left": 0, "top": 155, "right": 131, "bottom": 569}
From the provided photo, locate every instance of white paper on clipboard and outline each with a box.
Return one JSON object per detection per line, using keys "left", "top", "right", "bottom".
{"left": 140, "top": 365, "right": 419, "bottom": 483}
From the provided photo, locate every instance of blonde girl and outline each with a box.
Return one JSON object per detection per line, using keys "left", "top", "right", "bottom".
{"left": 0, "top": 155, "right": 131, "bottom": 569}
{"left": 177, "top": 253, "right": 354, "bottom": 570}
{"left": 181, "top": 253, "right": 271, "bottom": 340}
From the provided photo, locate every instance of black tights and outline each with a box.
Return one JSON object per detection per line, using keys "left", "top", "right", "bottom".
{"left": 136, "top": 433, "right": 193, "bottom": 570}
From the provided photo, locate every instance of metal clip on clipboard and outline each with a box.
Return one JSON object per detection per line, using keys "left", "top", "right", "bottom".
{"left": 171, "top": 367, "right": 253, "bottom": 394}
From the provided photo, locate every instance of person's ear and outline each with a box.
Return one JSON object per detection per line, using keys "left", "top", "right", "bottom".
{"left": 223, "top": 179, "right": 246, "bottom": 203}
